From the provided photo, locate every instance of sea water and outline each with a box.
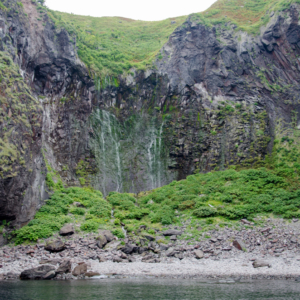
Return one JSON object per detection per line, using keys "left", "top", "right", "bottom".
{"left": 0, "top": 278, "right": 300, "bottom": 300}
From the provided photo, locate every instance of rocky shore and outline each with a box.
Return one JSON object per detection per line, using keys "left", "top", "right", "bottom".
{"left": 1, "top": 218, "right": 300, "bottom": 281}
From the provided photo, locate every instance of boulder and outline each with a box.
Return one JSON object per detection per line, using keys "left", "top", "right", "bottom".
{"left": 85, "top": 272, "right": 100, "bottom": 277}
{"left": 233, "top": 239, "right": 247, "bottom": 251}
{"left": 43, "top": 270, "right": 56, "bottom": 280}
{"left": 170, "top": 235, "right": 177, "bottom": 241}
{"left": 120, "top": 244, "right": 134, "bottom": 254}
{"left": 160, "top": 245, "right": 169, "bottom": 251}
{"left": 113, "top": 256, "right": 123, "bottom": 263}
{"left": 194, "top": 250, "right": 204, "bottom": 259}
{"left": 20, "top": 265, "right": 56, "bottom": 280}
{"left": 56, "top": 259, "right": 71, "bottom": 274}
{"left": 104, "top": 240, "right": 121, "bottom": 251}
{"left": 45, "top": 240, "right": 65, "bottom": 252}
{"left": 166, "top": 248, "right": 176, "bottom": 257}
{"left": 72, "top": 263, "right": 87, "bottom": 276}
{"left": 252, "top": 260, "right": 271, "bottom": 268}
{"left": 144, "top": 235, "right": 155, "bottom": 241}
{"left": 162, "top": 229, "right": 182, "bottom": 236}
{"left": 59, "top": 224, "right": 74, "bottom": 236}
{"left": 96, "top": 234, "right": 107, "bottom": 249}
{"left": 99, "top": 230, "right": 114, "bottom": 242}
{"left": 138, "top": 247, "right": 146, "bottom": 254}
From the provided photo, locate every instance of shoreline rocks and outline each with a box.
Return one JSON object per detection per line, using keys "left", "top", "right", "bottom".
{"left": 1, "top": 220, "right": 300, "bottom": 281}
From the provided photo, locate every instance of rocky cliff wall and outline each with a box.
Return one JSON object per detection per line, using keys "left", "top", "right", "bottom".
{"left": 1, "top": 0, "right": 300, "bottom": 227}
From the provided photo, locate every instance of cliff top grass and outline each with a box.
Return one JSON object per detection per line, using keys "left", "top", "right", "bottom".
{"left": 191, "top": 0, "right": 300, "bottom": 34}
{"left": 46, "top": 9, "right": 186, "bottom": 77}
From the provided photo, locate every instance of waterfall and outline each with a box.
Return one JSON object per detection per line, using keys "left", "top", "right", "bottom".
{"left": 121, "top": 226, "right": 127, "bottom": 238}
{"left": 157, "top": 121, "right": 164, "bottom": 187}
{"left": 147, "top": 119, "right": 164, "bottom": 190}
{"left": 147, "top": 124, "right": 155, "bottom": 190}
{"left": 90, "top": 110, "right": 168, "bottom": 195}
{"left": 92, "top": 109, "right": 123, "bottom": 195}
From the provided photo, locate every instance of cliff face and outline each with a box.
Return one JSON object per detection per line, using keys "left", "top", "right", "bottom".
{"left": 1, "top": 0, "right": 300, "bottom": 227}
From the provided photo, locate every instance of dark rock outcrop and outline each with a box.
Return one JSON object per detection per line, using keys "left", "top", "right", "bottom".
{"left": 20, "top": 265, "right": 56, "bottom": 280}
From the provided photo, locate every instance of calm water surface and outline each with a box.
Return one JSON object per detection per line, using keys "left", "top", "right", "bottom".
{"left": 0, "top": 278, "right": 300, "bottom": 300}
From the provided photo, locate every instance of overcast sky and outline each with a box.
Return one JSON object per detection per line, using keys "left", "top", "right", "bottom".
{"left": 45, "top": 0, "right": 217, "bottom": 21}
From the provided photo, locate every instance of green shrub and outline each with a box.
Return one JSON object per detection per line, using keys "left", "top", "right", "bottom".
{"left": 15, "top": 215, "right": 71, "bottom": 244}
{"left": 70, "top": 207, "right": 85, "bottom": 215}
{"left": 149, "top": 205, "right": 174, "bottom": 224}
{"left": 80, "top": 220, "right": 99, "bottom": 232}
{"left": 193, "top": 207, "right": 216, "bottom": 218}
{"left": 179, "top": 200, "right": 196, "bottom": 210}
{"left": 112, "top": 228, "right": 125, "bottom": 238}
{"left": 107, "top": 192, "right": 136, "bottom": 209}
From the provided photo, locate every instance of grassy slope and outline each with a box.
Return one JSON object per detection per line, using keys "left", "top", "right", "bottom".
{"left": 192, "top": 0, "right": 300, "bottom": 34}
{"left": 46, "top": 9, "right": 186, "bottom": 78}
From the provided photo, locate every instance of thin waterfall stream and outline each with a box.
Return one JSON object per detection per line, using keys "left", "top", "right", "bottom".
{"left": 90, "top": 109, "right": 169, "bottom": 195}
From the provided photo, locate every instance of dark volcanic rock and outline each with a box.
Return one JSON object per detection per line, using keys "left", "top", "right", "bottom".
{"left": 20, "top": 265, "right": 56, "bottom": 280}
{"left": 56, "top": 260, "right": 71, "bottom": 274}
{"left": 120, "top": 244, "right": 134, "bottom": 255}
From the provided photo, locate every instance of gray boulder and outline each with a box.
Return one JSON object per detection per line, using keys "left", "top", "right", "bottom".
{"left": 99, "top": 230, "right": 114, "bottom": 242}
{"left": 85, "top": 272, "right": 100, "bottom": 277}
{"left": 20, "top": 265, "right": 56, "bottom": 280}
{"left": 72, "top": 263, "right": 87, "bottom": 276}
{"left": 56, "top": 259, "right": 71, "bottom": 274}
{"left": 43, "top": 270, "right": 56, "bottom": 280}
{"left": 120, "top": 244, "right": 134, "bottom": 254}
{"left": 59, "top": 224, "right": 74, "bottom": 236}
{"left": 104, "top": 240, "right": 121, "bottom": 251}
{"left": 144, "top": 235, "right": 155, "bottom": 241}
{"left": 96, "top": 234, "right": 107, "bottom": 249}
{"left": 194, "top": 250, "right": 204, "bottom": 259}
{"left": 45, "top": 240, "right": 65, "bottom": 252}
{"left": 252, "top": 260, "right": 271, "bottom": 268}
{"left": 162, "top": 229, "right": 182, "bottom": 236}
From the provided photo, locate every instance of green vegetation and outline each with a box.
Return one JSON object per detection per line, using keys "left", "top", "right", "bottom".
{"left": 14, "top": 187, "right": 112, "bottom": 244}
{"left": 46, "top": 9, "right": 186, "bottom": 77}
{"left": 191, "top": 0, "right": 300, "bottom": 34}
